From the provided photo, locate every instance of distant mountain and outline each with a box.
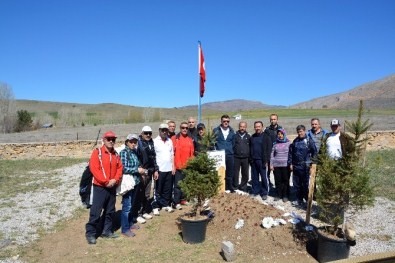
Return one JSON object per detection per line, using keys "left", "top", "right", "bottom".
{"left": 291, "top": 74, "right": 395, "bottom": 109}
{"left": 180, "top": 99, "right": 285, "bottom": 111}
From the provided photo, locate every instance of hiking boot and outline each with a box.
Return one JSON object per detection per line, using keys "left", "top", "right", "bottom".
{"left": 136, "top": 216, "right": 146, "bottom": 224}
{"left": 153, "top": 208, "right": 160, "bottom": 216}
{"left": 122, "top": 230, "right": 136, "bottom": 238}
{"left": 101, "top": 232, "right": 119, "bottom": 239}
{"left": 86, "top": 235, "right": 96, "bottom": 245}
{"left": 143, "top": 213, "right": 153, "bottom": 220}
{"left": 175, "top": 204, "right": 182, "bottom": 210}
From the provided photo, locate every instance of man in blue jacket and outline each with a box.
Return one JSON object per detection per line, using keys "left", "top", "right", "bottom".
{"left": 288, "top": 125, "right": 317, "bottom": 207}
{"left": 213, "top": 114, "right": 236, "bottom": 192}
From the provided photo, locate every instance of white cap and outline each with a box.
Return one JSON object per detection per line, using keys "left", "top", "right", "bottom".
{"left": 126, "top": 134, "right": 139, "bottom": 140}
{"left": 159, "top": 123, "right": 169, "bottom": 129}
{"left": 142, "top": 126, "right": 152, "bottom": 132}
{"left": 330, "top": 119, "right": 340, "bottom": 126}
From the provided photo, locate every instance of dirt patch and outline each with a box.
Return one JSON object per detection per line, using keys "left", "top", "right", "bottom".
{"left": 22, "top": 193, "right": 316, "bottom": 263}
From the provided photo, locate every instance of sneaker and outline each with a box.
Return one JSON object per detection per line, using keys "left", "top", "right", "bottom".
{"left": 86, "top": 235, "right": 96, "bottom": 245}
{"left": 122, "top": 230, "right": 136, "bottom": 238}
{"left": 101, "top": 232, "right": 119, "bottom": 239}
{"left": 163, "top": 206, "right": 174, "bottom": 213}
{"left": 153, "top": 208, "right": 160, "bottom": 216}
{"left": 180, "top": 200, "right": 188, "bottom": 205}
{"left": 175, "top": 204, "right": 182, "bottom": 210}
{"left": 282, "top": 197, "right": 289, "bottom": 203}
{"left": 143, "top": 213, "right": 153, "bottom": 220}
{"left": 261, "top": 195, "right": 268, "bottom": 200}
{"left": 273, "top": 197, "right": 280, "bottom": 201}
{"left": 136, "top": 216, "right": 146, "bottom": 224}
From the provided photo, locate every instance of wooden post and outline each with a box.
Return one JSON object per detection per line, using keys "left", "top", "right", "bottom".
{"left": 306, "top": 164, "right": 317, "bottom": 225}
{"left": 218, "top": 166, "right": 226, "bottom": 193}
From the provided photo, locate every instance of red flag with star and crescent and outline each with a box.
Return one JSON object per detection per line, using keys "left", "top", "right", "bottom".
{"left": 199, "top": 43, "right": 206, "bottom": 98}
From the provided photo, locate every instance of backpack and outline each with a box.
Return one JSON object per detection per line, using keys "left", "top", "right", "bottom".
{"left": 79, "top": 148, "right": 103, "bottom": 209}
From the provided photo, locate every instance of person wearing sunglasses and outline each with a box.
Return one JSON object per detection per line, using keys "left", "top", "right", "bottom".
{"left": 213, "top": 114, "right": 236, "bottom": 193}
{"left": 171, "top": 121, "right": 194, "bottom": 210}
{"left": 85, "top": 131, "right": 123, "bottom": 244}
{"left": 152, "top": 123, "right": 175, "bottom": 215}
{"left": 134, "top": 126, "right": 159, "bottom": 224}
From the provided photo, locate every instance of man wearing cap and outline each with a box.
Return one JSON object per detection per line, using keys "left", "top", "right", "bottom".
{"left": 194, "top": 123, "right": 207, "bottom": 155}
{"left": 172, "top": 121, "right": 194, "bottom": 209}
{"left": 213, "top": 114, "right": 236, "bottom": 192}
{"left": 322, "top": 119, "right": 353, "bottom": 160}
{"left": 152, "top": 123, "right": 175, "bottom": 215}
{"left": 234, "top": 121, "right": 251, "bottom": 192}
{"left": 135, "top": 126, "right": 159, "bottom": 223}
{"left": 85, "top": 131, "right": 123, "bottom": 244}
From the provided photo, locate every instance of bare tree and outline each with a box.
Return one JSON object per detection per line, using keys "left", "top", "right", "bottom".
{"left": 0, "top": 82, "right": 16, "bottom": 133}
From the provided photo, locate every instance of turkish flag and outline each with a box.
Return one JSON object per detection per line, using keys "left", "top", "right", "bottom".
{"left": 199, "top": 43, "right": 206, "bottom": 97}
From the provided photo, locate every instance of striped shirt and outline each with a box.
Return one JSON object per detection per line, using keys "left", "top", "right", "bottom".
{"left": 270, "top": 141, "right": 291, "bottom": 167}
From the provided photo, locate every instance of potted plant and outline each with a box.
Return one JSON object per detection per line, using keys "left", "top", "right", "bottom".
{"left": 315, "top": 101, "right": 374, "bottom": 262}
{"left": 178, "top": 129, "right": 221, "bottom": 243}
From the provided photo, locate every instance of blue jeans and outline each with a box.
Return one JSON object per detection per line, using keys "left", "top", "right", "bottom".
{"left": 293, "top": 166, "right": 310, "bottom": 202}
{"left": 250, "top": 160, "right": 269, "bottom": 197}
{"left": 121, "top": 189, "right": 135, "bottom": 233}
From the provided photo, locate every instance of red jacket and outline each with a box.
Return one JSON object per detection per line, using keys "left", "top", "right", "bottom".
{"left": 89, "top": 145, "right": 123, "bottom": 187}
{"left": 172, "top": 134, "right": 194, "bottom": 169}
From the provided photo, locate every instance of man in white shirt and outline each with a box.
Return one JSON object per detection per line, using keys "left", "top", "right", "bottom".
{"left": 152, "top": 123, "right": 175, "bottom": 215}
{"left": 323, "top": 119, "right": 353, "bottom": 160}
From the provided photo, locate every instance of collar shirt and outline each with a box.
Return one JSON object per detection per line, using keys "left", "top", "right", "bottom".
{"left": 153, "top": 136, "right": 174, "bottom": 172}
{"left": 326, "top": 133, "right": 342, "bottom": 159}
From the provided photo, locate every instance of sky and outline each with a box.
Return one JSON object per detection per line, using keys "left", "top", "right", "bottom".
{"left": 1, "top": 0, "right": 395, "bottom": 108}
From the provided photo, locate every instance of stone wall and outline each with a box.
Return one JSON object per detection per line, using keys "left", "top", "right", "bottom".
{"left": 1, "top": 131, "right": 394, "bottom": 160}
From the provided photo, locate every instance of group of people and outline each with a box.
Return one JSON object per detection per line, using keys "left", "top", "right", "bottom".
{"left": 85, "top": 114, "right": 350, "bottom": 245}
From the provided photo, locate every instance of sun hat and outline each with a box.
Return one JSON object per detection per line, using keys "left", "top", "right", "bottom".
{"left": 142, "top": 126, "right": 152, "bottom": 132}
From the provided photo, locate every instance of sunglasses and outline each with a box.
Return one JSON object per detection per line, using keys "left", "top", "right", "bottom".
{"left": 160, "top": 129, "right": 169, "bottom": 132}
{"left": 105, "top": 137, "right": 116, "bottom": 142}
{"left": 222, "top": 120, "right": 230, "bottom": 123}
{"left": 143, "top": 132, "right": 152, "bottom": 135}
{"left": 181, "top": 126, "right": 188, "bottom": 130}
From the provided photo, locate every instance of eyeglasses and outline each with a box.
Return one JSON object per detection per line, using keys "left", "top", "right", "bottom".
{"left": 143, "top": 132, "right": 152, "bottom": 135}
{"left": 181, "top": 126, "right": 188, "bottom": 130}
{"left": 105, "top": 137, "right": 116, "bottom": 142}
{"left": 222, "top": 120, "right": 230, "bottom": 123}
{"left": 160, "top": 129, "right": 169, "bottom": 132}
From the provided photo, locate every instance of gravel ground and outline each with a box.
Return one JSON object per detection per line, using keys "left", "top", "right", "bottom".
{"left": 0, "top": 166, "right": 394, "bottom": 262}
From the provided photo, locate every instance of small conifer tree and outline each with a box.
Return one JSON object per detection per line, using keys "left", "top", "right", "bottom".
{"left": 179, "top": 127, "right": 221, "bottom": 218}
{"left": 316, "top": 100, "right": 374, "bottom": 235}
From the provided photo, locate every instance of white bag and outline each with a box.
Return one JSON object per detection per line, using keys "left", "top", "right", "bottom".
{"left": 116, "top": 174, "right": 136, "bottom": 196}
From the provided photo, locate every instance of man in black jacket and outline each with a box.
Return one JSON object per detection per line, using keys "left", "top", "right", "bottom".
{"left": 264, "top": 114, "right": 283, "bottom": 190}
{"left": 250, "top": 121, "right": 271, "bottom": 200}
{"left": 233, "top": 121, "right": 251, "bottom": 192}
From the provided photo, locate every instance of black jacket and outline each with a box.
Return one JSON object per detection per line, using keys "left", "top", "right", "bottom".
{"left": 137, "top": 137, "right": 159, "bottom": 172}
{"left": 250, "top": 132, "right": 271, "bottom": 163}
{"left": 234, "top": 131, "right": 251, "bottom": 158}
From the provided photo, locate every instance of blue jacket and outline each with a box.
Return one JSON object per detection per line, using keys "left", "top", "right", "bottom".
{"left": 288, "top": 136, "right": 317, "bottom": 170}
{"left": 213, "top": 125, "right": 236, "bottom": 155}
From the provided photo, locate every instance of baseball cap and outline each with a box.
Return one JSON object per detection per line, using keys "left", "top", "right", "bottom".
{"left": 126, "top": 134, "right": 139, "bottom": 141}
{"left": 103, "top": 131, "right": 117, "bottom": 138}
{"left": 331, "top": 119, "right": 340, "bottom": 126}
{"left": 142, "top": 126, "right": 152, "bottom": 132}
{"left": 197, "top": 123, "right": 205, "bottom": 130}
{"left": 159, "top": 123, "right": 169, "bottom": 129}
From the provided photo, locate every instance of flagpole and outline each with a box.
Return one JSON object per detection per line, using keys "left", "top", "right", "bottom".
{"left": 198, "top": 41, "right": 201, "bottom": 124}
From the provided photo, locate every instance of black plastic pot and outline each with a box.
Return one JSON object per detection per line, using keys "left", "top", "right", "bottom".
{"left": 316, "top": 227, "right": 351, "bottom": 263}
{"left": 180, "top": 217, "right": 208, "bottom": 244}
